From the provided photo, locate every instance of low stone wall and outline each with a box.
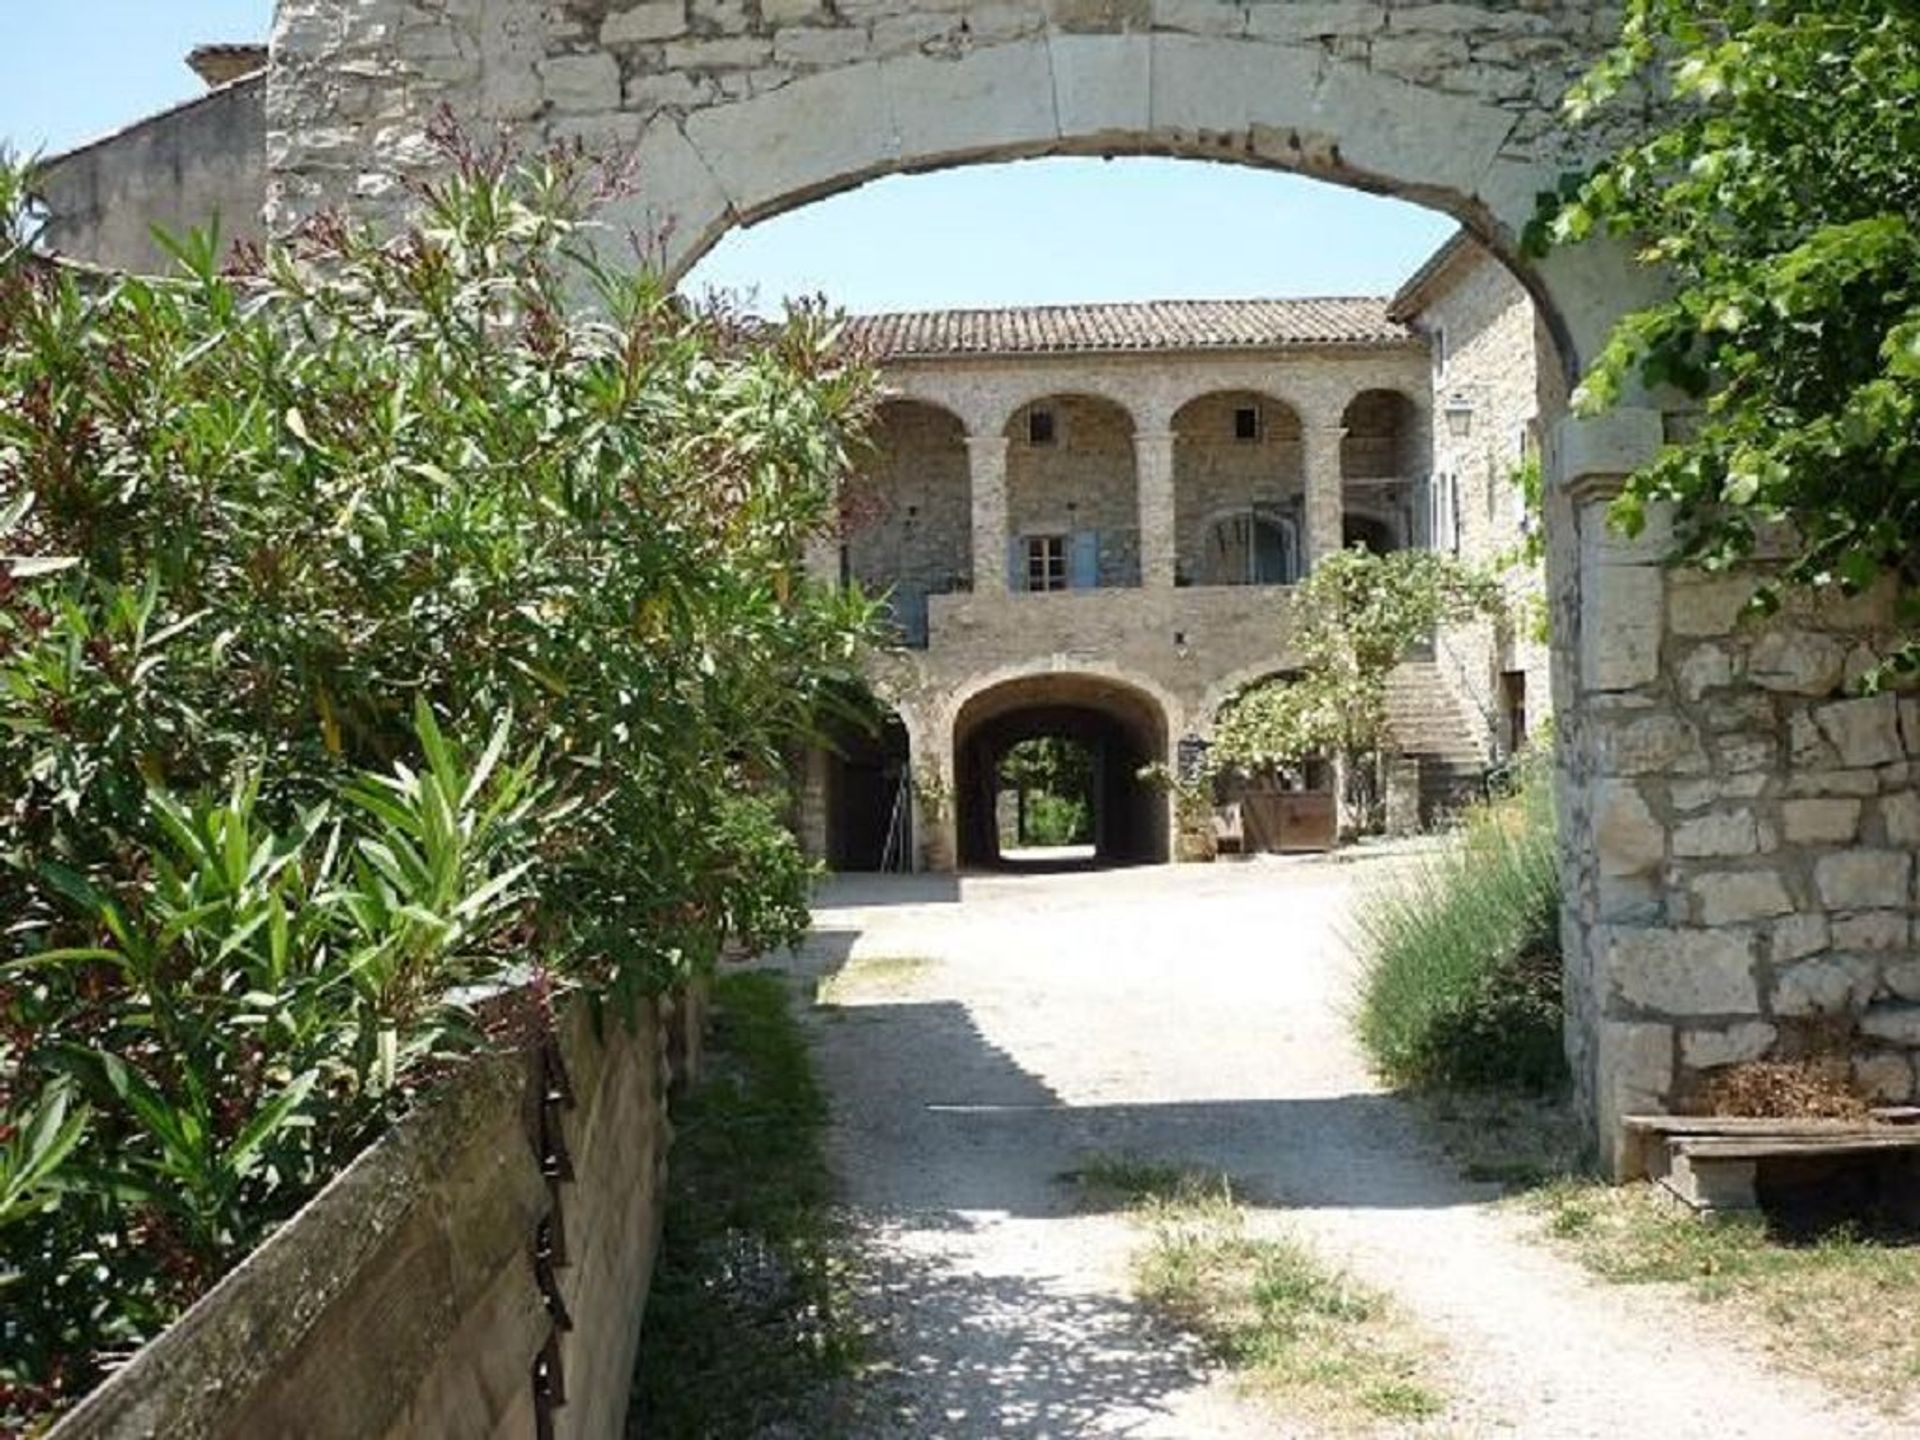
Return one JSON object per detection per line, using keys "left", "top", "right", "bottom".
{"left": 47, "top": 989, "right": 703, "bottom": 1440}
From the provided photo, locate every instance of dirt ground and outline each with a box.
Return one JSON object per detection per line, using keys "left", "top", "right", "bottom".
{"left": 770, "top": 856, "right": 1907, "bottom": 1439}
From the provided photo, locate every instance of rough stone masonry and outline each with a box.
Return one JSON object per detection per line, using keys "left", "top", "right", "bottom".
{"left": 255, "top": 0, "right": 1915, "bottom": 1171}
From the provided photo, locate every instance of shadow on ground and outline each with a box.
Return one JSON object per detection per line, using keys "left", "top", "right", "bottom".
{"left": 822, "top": 1236, "right": 1218, "bottom": 1437}
{"left": 808, "top": 993, "right": 1486, "bottom": 1218}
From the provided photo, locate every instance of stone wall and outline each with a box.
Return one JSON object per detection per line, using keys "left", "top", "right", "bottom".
{"left": 1006, "top": 394, "right": 1140, "bottom": 588}
{"left": 263, "top": 0, "right": 1629, "bottom": 316}
{"left": 36, "top": 75, "right": 267, "bottom": 274}
{"left": 47, "top": 990, "right": 700, "bottom": 1440}
{"left": 1172, "top": 390, "right": 1305, "bottom": 584}
{"left": 1404, "top": 240, "right": 1566, "bottom": 756}
{"left": 1547, "top": 407, "right": 1920, "bottom": 1172}
{"left": 847, "top": 400, "right": 972, "bottom": 599}
{"left": 1582, "top": 535, "right": 1920, "bottom": 1142}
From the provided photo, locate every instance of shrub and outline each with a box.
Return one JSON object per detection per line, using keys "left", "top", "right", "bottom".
{"left": 1352, "top": 761, "right": 1566, "bottom": 1093}
{"left": 1024, "top": 791, "right": 1090, "bottom": 847}
{"left": 0, "top": 136, "right": 879, "bottom": 1426}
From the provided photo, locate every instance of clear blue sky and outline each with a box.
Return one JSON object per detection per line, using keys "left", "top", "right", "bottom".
{"left": 682, "top": 158, "right": 1454, "bottom": 312}
{"left": 0, "top": 3, "right": 273, "bottom": 156}
{"left": 0, "top": 6, "right": 1453, "bottom": 310}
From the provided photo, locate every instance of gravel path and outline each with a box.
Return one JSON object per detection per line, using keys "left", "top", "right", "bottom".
{"left": 775, "top": 857, "right": 1907, "bottom": 1439}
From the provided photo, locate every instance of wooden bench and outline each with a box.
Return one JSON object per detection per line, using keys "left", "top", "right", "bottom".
{"left": 1622, "top": 1111, "right": 1920, "bottom": 1215}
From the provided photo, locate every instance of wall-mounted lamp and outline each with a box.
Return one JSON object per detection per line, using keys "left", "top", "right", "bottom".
{"left": 1443, "top": 393, "right": 1476, "bottom": 440}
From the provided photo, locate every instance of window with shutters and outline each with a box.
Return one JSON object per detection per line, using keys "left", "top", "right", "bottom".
{"left": 1024, "top": 534, "right": 1068, "bottom": 592}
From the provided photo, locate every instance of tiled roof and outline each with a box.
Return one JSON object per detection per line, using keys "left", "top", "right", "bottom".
{"left": 186, "top": 43, "right": 269, "bottom": 88}
{"left": 841, "top": 297, "right": 1414, "bottom": 360}
{"left": 187, "top": 43, "right": 268, "bottom": 64}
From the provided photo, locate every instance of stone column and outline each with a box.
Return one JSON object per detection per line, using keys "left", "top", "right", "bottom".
{"left": 1304, "top": 423, "right": 1346, "bottom": 572}
{"left": 1384, "top": 756, "right": 1423, "bottom": 838}
{"left": 909, "top": 712, "right": 957, "bottom": 873}
{"left": 966, "top": 434, "right": 1010, "bottom": 596}
{"left": 1550, "top": 408, "right": 1678, "bottom": 1177}
{"left": 803, "top": 534, "right": 840, "bottom": 590}
{"left": 794, "top": 746, "right": 832, "bottom": 863}
{"left": 1134, "top": 430, "right": 1178, "bottom": 589}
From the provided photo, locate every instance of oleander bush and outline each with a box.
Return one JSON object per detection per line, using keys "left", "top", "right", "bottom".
{"left": 1352, "top": 758, "right": 1566, "bottom": 1094}
{"left": 0, "top": 133, "right": 878, "bottom": 1427}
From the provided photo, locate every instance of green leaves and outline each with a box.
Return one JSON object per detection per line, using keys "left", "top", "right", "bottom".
{"left": 0, "top": 136, "right": 878, "bottom": 1423}
{"left": 0, "top": 1080, "right": 88, "bottom": 1232}
{"left": 1209, "top": 549, "right": 1508, "bottom": 784}
{"left": 1550, "top": 1, "right": 1920, "bottom": 624}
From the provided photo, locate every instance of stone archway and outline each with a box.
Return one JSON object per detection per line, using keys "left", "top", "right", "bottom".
{"left": 952, "top": 670, "right": 1172, "bottom": 868}
{"left": 262, "top": 3, "right": 1906, "bottom": 1174}
{"left": 1172, "top": 390, "right": 1304, "bottom": 587}
{"left": 264, "top": 10, "right": 1644, "bottom": 374}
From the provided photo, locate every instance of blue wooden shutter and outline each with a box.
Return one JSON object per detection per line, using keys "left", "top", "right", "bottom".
{"left": 895, "top": 584, "right": 929, "bottom": 648}
{"left": 1007, "top": 536, "right": 1026, "bottom": 591}
{"left": 1069, "top": 531, "right": 1100, "bottom": 590}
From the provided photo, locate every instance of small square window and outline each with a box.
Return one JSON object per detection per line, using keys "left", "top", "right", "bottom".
{"left": 1027, "top": 408, "right": 1057, "bottom": 447}
{"left": 1025, "top": 535, "right": 1068, "bottom": 592}
{"left": 1233, "top": 406, "right": 1260, "bottom": 441}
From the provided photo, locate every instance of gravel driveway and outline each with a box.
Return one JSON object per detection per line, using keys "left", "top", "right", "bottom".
{"left": 773, "top": 857, "right": 1904, "bottom": 1439}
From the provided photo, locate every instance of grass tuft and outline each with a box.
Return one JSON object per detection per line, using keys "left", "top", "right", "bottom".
{"left": 1525, "top": 1179, "right": 1920, "bottom": 1408}
{"left": 1414, "top": 1087, "right": 1591, "bottom": 1191}
{"left": 1352, "top": 759, "right": 1567, "bottom": 1094}
{"left": 628, "top": 970, "right": 861, "bottom": 1437}
{"left": 813, "top": 954, "right": 936, "bottom": 1008}
{"left": 1065, "top": 1151, "right": 1202, "bottom": 1206}
{"left": 1077, "top": 1157, "right": 1448, "bottom": 1429}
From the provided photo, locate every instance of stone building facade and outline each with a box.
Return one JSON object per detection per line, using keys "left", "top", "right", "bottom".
{"left": 34, "top": 48, "right": 268, "bottom": 275}
{"left": 25, "top": 0, "right": 1920, "bottom": 1172}
{"left": 802, "top": 293, "right": 1520, "bottom": 875}
{"left": 1391, "top": 231, "right": 1565, "bottom": 759}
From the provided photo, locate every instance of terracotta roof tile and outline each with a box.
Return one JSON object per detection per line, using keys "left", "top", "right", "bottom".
{"left": 842, "top": 296, "right": 1413, "bottom": 359}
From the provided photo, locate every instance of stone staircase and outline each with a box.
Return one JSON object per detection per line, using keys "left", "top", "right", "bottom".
{"left": 1385, "top": 659, "right": 1494, "bottom": 825}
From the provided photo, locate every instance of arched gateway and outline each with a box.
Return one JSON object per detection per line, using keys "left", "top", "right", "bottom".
{"left": 264, "top": 1, "right": 1920, "bottom": 1171}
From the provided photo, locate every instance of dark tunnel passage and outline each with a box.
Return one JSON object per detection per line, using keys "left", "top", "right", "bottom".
{"left": 953, "top": 674, "right": 1170, "bottom": 870}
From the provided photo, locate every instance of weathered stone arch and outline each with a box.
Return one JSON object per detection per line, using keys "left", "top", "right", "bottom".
{"left": 1198, "top": 663, "right": 1300, "bottom": 738}
{"left": 267, "top": 1, "right": 1920, "bottom": 1174}
{"left": 850, "top": 400, "right": 974, "bottom": 625}
{"left": 1172, "top": 389, "right": 1303, "bottom": 435}
{"left": 948, "top": 664, "right": 1176, "bottom": 866}
{"left": 267, "top": 8, "right": 1646, "bottom": 376}
{"left": 1172, "top": 389, "right": 1306, "bottom": 586}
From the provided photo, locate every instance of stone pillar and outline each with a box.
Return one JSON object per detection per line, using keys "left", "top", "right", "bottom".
{"left": 1134, "top": 430, "right": 1178, "bottom": 589}
{"left": 803, "top": 535, "right": 839, "bottom": 590}
{"left": 1551, "top": 408, "right": 1676, "bottom": 1177}
{"left": 795, "top": 745, "right": 831, "bottom": 863}
{"left": 910, "top": 713, "right": 957, "bottom": 873}
{"left": 966, "top": 434, "right": 1010, "bottom": 596}
{"left": 1384, "top": 756, "right": 1422, "bottom": 837}
{"left": 1304, "top": 423, "right": 1346, "bottom": 572}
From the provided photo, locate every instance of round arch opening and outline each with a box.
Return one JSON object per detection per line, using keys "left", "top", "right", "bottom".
{"left": 819, "top": 694, "right": 913, "bottom": 873}
{"left": 1171, "top": 390, "right": 1306, "bottom": 588}
{"left": 952, "top": 673, "right": 1171, "bottom": 870}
